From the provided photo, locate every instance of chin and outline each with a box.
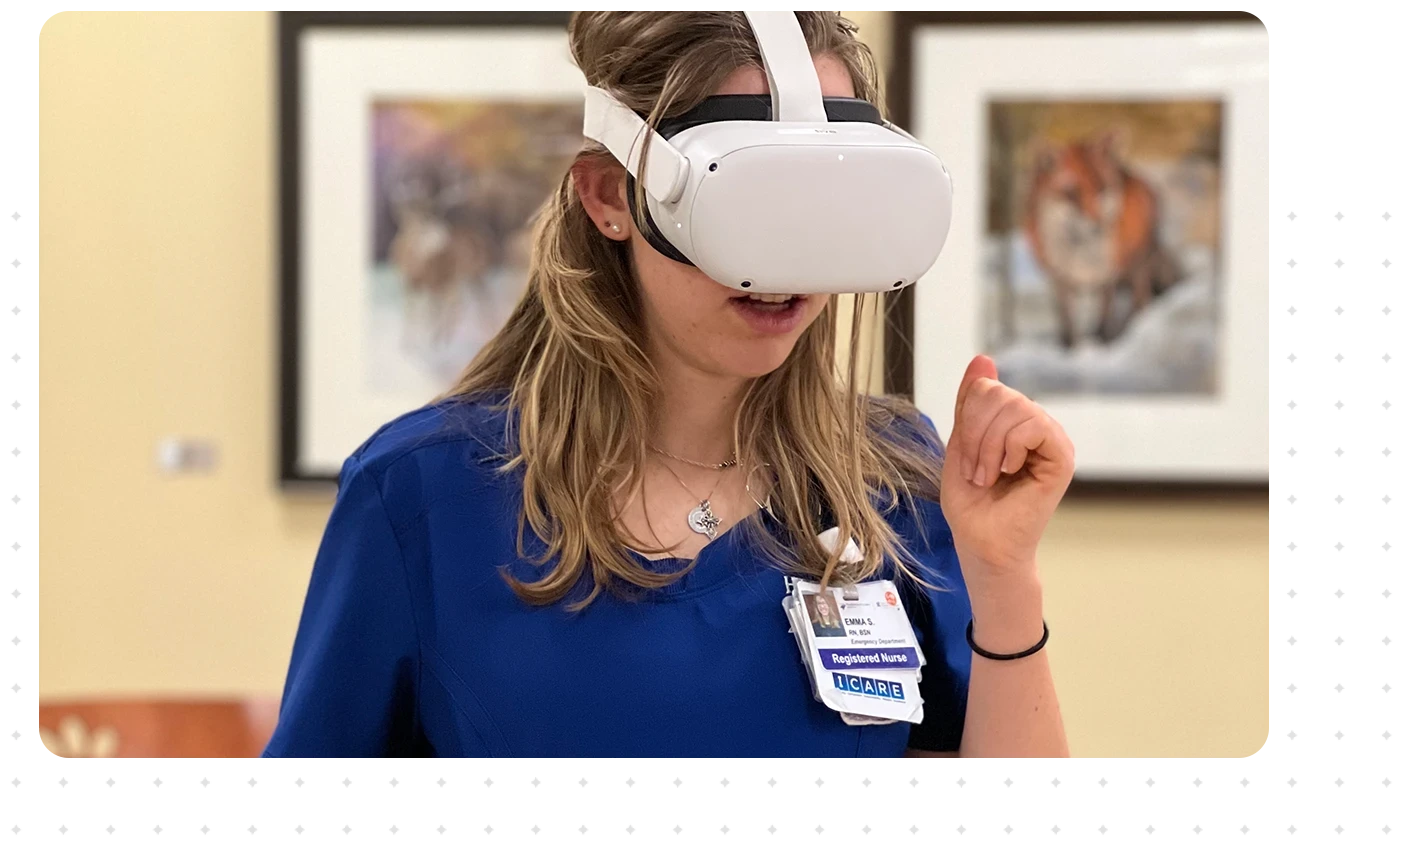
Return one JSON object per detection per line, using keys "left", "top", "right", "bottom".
{"left": 718, "top": 338, "right": 804, "bottom": 379}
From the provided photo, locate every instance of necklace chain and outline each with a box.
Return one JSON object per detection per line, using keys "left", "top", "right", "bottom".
{"left": 656, "top": 459, "right": 722, "bottom": 504}
{"left": 654, "top": 458, "right": 726, "bottom": 540}
{"left": 642, "top": 458, "right": 775, "bottom": 549}
{"left": 648, "top": 444, "right": 738, "bottom": 470}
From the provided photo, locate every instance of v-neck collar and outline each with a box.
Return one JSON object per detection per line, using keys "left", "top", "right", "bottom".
{"left": 625, "top": 503, "right": 784, "bottom": 598}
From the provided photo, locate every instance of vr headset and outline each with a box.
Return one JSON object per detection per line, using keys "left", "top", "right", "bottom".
{"left": 581, "top": 11, "right": 954, "bottom": 295}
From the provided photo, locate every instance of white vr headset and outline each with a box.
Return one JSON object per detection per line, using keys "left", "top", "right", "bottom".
{"left": 581, "top": 11, "right": 954, "bottom": 295}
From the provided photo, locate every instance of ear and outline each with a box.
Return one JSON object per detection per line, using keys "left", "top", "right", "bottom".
{"left": 571, "top": 156, "right": 631, "bottom": 242}
{"left": 1097, "top": 127, "right": 1126, "bottom": 161}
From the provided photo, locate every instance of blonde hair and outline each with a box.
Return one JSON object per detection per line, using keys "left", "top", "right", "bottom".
{"left": 432, "top": 11, "right": 951, "bottom": 610}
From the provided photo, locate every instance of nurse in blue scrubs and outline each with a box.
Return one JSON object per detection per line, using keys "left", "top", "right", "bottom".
{"left": 263, "top": 12, "right": 1075, "bottom": 758}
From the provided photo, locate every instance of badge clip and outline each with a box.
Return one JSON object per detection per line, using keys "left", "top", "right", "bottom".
{"left": 817, "top": 527, "right": 864, "bottom": 603}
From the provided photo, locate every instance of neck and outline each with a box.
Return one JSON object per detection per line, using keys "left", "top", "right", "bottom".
{"left": 650, "top": 357, "right": 749, "bottom": 467}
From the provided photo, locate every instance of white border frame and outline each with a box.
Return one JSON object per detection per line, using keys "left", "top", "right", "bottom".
{"left": 909, "top": 22, "right": 1268, "bottom": 482}
{"left": 298, "top": 26, "right": 584, "bottom": 477}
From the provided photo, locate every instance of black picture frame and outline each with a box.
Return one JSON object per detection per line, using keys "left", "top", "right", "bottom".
{"left": 276, "top": 11, "right": 574, "bottom": 488}
{"left": 883, "top": 11, "right": 1267, "bottom": 497}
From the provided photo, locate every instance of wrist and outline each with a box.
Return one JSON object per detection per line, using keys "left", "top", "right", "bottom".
{"left": 965, "top": 572, "right": 1046, "bottom": 656}
{"left": 959, "top": 553, "right": 1042, "bottom": 601}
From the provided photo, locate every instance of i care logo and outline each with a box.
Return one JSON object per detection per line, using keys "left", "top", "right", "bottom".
{"left": 831, "top": 672, "right": 907, "bottom": 702}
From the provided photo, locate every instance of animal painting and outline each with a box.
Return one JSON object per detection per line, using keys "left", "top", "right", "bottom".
{"left": 1022, "top": 128, "right": 1183, "bottom": 348}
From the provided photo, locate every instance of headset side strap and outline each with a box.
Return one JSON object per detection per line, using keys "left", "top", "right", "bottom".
{"left": 743, "top": 11, "right": 826, "bottom": 123}
{"left": 883, "top": 120, "right": 918, "bottom": 143}
{"left": 582, "top": 86, "right": 689, "bottom": 204}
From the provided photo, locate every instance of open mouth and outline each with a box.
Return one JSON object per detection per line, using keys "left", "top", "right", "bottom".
{"left": 731, "top": 292, "right": 804, "bottom": 312}
{"left": 728, "top": 292, "right": 809, "bottom": 333}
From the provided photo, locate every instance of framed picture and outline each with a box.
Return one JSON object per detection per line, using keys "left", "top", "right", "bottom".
{"left": 278, "top": 12, "right": 580, "bottom": 485}
{"left": 885, "top": 12, "right": 1267, "bottom": 488}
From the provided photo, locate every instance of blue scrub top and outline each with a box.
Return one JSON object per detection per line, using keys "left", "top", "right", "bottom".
{"left": 262, "top": 395, "right": 973, "bottom": 758}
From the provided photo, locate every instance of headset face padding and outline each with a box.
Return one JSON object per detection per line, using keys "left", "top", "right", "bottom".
{"left": 653, "top": 94, "right": 883, "bottom": 138}
{"left": 625, "top": 95, "right": 886, "bottom": 269}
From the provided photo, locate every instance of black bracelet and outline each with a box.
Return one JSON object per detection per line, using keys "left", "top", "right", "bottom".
{"left": 966, "top": 618, "right": 1049, "bottom": 660}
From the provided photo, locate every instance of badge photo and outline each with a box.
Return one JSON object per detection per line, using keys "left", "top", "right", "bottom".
{"left": 802, "top": 589, "right": 847, "bottom": 638}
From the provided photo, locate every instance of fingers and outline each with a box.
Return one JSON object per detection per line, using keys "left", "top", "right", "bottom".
{"left": 949, "top": 355, "right": 1077, "bottom": 489}
{"left": 953, "top": 354, "right": 998, "bottom": 427}
{"left": 955, "top": 379, "right": 1011, "bottom": 482}
{"left": 976, "top": 408, "right": 1038, "bottom": 486}
{"left": 996, "top": 410, "right": 1076, "bottom": 484}
{"left": 999, "top": 414, "right": 1047, "bottom": 477}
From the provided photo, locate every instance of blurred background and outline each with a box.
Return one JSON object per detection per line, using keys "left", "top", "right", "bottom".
{"left": 38, "top": 12, "right": 1266, "bottom": 758}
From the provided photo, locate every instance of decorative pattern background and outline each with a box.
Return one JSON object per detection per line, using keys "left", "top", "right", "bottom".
{"left": 1273, "top": 204, "right": 1391, "bottom": 752}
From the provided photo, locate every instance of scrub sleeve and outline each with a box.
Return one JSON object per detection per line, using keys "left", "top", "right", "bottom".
{"left": 261, "top": 454, "right": 422, "bottom": 757}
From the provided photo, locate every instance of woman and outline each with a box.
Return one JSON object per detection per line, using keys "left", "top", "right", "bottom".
{"left": 262, "top": 11, "right": 1073, "bottom": 758}
{"left": 808, "top": 592, "right": 846, "bottom": 638}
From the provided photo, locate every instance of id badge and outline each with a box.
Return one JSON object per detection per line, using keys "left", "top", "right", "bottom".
{"left": 799, "top": 580, "right": 922, "bottom": 672}
{"left": 806, "top": 529, "right": 926, "bottom": 674}
{"left": 784, "top": 578, "right": 926, "bottom": 725}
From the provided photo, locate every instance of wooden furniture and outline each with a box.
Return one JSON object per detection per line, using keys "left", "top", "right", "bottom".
{"left": 38, "top": 698, "right": 281, "bottom": 758}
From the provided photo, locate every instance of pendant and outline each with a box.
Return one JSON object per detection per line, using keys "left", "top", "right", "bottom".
{"left": 687, "top": 500, "right": 721, "bottom": 540}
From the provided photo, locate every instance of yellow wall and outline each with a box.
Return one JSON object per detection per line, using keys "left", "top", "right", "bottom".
{"left": 39, "top": 12, "right": 1266, "bottom": 757}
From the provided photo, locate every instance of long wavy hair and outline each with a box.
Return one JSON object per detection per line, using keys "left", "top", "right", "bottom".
{"left": 431, "top": 11, "right": 951, "bottom": 610}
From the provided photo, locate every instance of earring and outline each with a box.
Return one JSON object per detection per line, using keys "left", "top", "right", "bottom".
{"left": 609, "top": 222, "right": 621, "bottom": 234}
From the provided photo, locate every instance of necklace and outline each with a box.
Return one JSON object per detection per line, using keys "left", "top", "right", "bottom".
{"left": 648, "top": 444, "right": 738, "bottom": 470}
{"left": 655, "top": 459, "right": 726, "bottom": 540}
{"left": 745, "top": 461, "right": 775, "bottom": 518}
